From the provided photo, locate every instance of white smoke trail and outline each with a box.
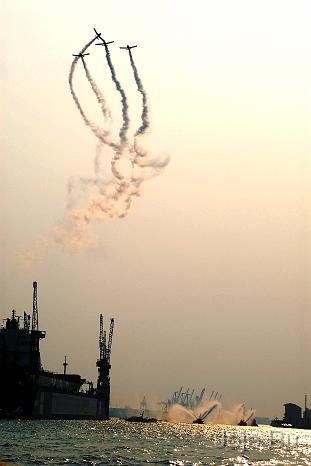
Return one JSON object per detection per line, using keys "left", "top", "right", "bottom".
{"left": 124, "top": 49, "right": 170, "bottom": 189}
{"left": 57, "top": 31, "right": 169, "bottom": 251}
{"left": 81, "top": 58, "right": 111, "bottom": 121}
{"left": 128, "top": 50, "right": 150, "bottom": 137}
{"left": 69, "top": 49, "right": 118, "bottom": 150}
{"left": 103, "top": 47, "right": 129, "bottom": 147}
{"left": 69, "top": 62, "right": 117, "bottom": 149}
{"left": 17, "top": 29, "right": 170, "bottom": 260}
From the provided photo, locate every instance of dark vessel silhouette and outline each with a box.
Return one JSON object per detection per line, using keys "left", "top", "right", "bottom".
{"left": 125, "top": 411, "right": 158, "bottom": 423}
{"left": 0, "top": 282, "right": 114, "bottom": 419}
{"left": 192, "top": 404, "right": 218, "bottom": 424}
{"left": 193, "top": 418, "right": 204, "bottom": 424}
{"left": 238, "top": 419, "right": 247, "bottom": 426}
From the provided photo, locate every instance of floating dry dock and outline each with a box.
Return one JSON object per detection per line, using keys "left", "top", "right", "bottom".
{"left": 0, "top": 282, "right": 114, "bottom": 419}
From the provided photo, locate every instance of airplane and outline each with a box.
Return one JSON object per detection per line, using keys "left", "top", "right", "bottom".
{"left": 120, "top": 45, "right": 137, "bottom": 52}
{"left": 72, "top": 52, "right": 90, "bottom": 59}
{"left": 96, "top": 38, "right": 114, "bottom": 49}
{"left": 93, "top": 28, "right": 114, "bottom": 49}
{"left": 93, "top": 28, "right": 102, "bottom": 40}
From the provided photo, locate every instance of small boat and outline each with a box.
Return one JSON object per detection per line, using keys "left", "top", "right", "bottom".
{"left": 125, "top": 411, "right": 157, "bottom": 423}
{"left": 238, "top": 419, "right": 247, "bottom": 426}
{"left": 193, "top": 418, "right": 204, "bottom": 424}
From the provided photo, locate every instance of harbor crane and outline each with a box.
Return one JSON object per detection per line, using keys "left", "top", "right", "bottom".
{"left": 97, "top": 314, "right": 114, "bottom": 418}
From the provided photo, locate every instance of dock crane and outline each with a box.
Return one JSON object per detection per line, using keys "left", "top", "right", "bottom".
{"left": 97, "top": 314, "right": 114, "bottom": 419}
{"left": 198, "top": 387, "right": 205, "bottom": 402}
{"left": 107, "top": 318, "right": 114, "bottom": 365}
{"left": 188, "top": 389, "right": 195, "bottom": 406}
{"left": 175, "top": 386, "right": 183, "bottom": 404}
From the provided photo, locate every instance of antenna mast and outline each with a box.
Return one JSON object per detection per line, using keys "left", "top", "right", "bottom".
{"left": 32, "top": 281, "right": 39, "bottom": 330}
{"left": 63, "top": 355, "right": 68, "bottom": 375}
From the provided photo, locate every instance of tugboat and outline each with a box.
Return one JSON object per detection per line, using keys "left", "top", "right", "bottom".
{"left": 125, "top": 411, "right": 157, "bottom": 423}
{"left": 238, "top": 419, "right": 247, "bottom": 426}
{"left": 193, "top": 417, "right": 204, "bottom": 424}
{"left": 193, "top": 404, "right": 218, "bottom": 424}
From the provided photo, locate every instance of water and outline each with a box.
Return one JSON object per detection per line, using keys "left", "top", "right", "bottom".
{"left": 1, "top": 419, "right": 311, "bottom": 465}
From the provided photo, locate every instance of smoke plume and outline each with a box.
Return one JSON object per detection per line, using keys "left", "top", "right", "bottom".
{"left": 81, "top": 58, "right": 111, "bottom": 121}
{"left": 68, "top": 58, "right": 117, "bottom": 150}
{"left": 56, "top": 30, "right": 169, "bottom": 251}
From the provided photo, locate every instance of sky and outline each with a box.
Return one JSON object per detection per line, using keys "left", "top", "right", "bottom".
{"left": 1, "top": 0, "right": 311, "bottom": 418}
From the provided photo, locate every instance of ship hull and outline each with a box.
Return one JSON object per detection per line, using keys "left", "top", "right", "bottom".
{"left": 31, "top": 389, "right": 107, "bottom": 420}
{"left": 0, "top": 388, "right": 108, "bottom": 420}
{"left": 0, "top": 369, "right": 108, "bottom": 420}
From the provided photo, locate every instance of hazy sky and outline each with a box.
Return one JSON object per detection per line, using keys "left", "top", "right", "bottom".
{"left": 1, "top": 0, "right": 311, "bottom": 417}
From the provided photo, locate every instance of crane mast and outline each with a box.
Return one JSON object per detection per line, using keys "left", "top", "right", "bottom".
{"left": 29, "top": 281, "right": 45, "bottom": 371}
{"left": 32, "top": 281, "right": 39, "bottom": 331}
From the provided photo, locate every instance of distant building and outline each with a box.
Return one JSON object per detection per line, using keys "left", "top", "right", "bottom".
{"left": 283, "top": 403, "right": 302, "bottom": 428}
{"left": 303, "top": 408, "right": 311, "bottom": 428}
{"left": 272, "top": 400, "right": 311, "bottom": 429}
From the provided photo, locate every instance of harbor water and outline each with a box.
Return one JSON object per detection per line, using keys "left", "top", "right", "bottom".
{"left": 1, "top": 419, "right": 311, "bottom": 465}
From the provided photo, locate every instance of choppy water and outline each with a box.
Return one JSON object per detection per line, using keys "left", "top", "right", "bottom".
{"left": 1, "top": 419, "right": 311, "bottom": 465}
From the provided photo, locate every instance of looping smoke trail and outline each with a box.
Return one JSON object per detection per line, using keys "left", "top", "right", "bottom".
{"left": 56, "top": 31, "right": 169, "bottom": 252}
{"left": 110, "top": 49, "right": 170, "bottom": 197}
{"left": 104, "top": 48, "right": 129, "bottom": 147}
{"left": 128, "top": 50, "right": 150, "bottom": 137}
{"left": 125, "top": 49, "right": 168, "bottom": 197}
{"left": 81, "top": 59, "right": 111, "bottom": 121}
{"left": 69, "top": 35, "right": 119, "bottom": 152}
{"left": 69, "top": 60, "right": 118, "bottom": 150}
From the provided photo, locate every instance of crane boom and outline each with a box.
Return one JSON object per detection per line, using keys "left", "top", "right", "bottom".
{"left": 99, "top": 314, "right": 104, "bottom": 360}
{"left": 103, "top": 330, "right": 107, "bottom": 358}
{"left": 198, "top": 387, "right": 205, "bottom": 402}
{"left": 176, "top": 386, "right": 183, "bottom": 403}
{"left": 107, "top": 318, "right": 114, "bottom": 364}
